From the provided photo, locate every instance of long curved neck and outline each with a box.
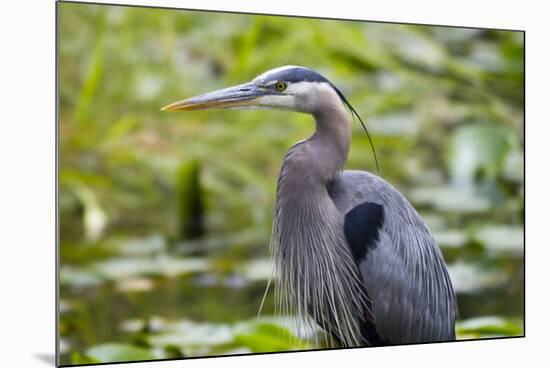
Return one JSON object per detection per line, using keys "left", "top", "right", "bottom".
{"left": 310, "top": 104, "right": 351, "bottom": 180}
{"left": 275, "top": 96, "right": 351, "bottom": 219}
{"left": 281, "top": 93, "right": 351, "bottom": 187}
{"left": 273, "top": 96, "right": 366, "bottom": 346}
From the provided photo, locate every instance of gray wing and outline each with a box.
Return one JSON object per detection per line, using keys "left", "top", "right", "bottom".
{"left": 331, "top": 170, "right": 457, "bottom": 344}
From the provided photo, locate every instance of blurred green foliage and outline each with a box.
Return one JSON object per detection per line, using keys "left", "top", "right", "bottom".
{"left": 58, "top": 2, "right": 524, "bottom": 365}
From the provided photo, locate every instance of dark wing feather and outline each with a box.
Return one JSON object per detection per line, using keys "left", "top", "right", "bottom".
{"left": 343, "top": 199, "right": 456, "bottom": 345}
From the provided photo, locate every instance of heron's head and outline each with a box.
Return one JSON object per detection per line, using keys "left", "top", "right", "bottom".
{"left": 162, "top": 65, "right": 346, "bottom": 114}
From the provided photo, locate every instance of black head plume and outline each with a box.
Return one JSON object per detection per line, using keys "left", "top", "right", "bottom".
{"left": 331, "top": 84, "right": 380, "bottom": 173}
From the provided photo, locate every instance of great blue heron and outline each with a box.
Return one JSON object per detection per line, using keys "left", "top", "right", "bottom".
{"left": 163, "top": 65, "right": 457, "bottom": 347}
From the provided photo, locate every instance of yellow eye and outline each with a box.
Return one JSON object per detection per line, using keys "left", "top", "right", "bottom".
{"left": 275, "top": 81, "right": 287, "bottom": 91}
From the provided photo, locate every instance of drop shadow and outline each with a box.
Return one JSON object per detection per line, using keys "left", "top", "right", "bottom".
{"left": 35, "top": 353, "right": 56, "bottom": 366}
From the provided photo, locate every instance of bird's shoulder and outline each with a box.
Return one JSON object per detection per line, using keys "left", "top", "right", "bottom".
{"left": 331, "top": 169, "right": 436, "bottom": 265}
{"left": 331, "top": 171, "right": 457, "bottom": 344}
{"left": 328, "top": 170, "right": 413, "bottom": 216}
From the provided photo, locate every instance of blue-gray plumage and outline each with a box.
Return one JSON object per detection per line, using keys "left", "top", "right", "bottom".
{"left": 163, "top": 65, "right": 457, "bottom": 347}
{"left": 333, "top": 171, "right": 456, "bottom": 344}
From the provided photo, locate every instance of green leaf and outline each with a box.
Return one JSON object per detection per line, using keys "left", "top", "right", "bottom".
{"left": 84, "top": 343, "right": 156, "bottom": 363}
{"left": 456, "top": 316, "right": 523, "bottom": 338}
{"left": 75, "top": 32, "right": 105, "bottom": 124}
{"left": 71, "top": 351, "right": 100, "bottom": 364}
{"left": 176, "top": 160, "right": 205, "bottom": 239}
{"left": 234, "top": 322, "right": 309, "bottom": 353}
{"left": 447, "top": 123, "right": 518, "bottom": 187}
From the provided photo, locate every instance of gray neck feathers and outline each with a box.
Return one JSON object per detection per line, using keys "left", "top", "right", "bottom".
{"left": 272, "top": 91, "right": 368, "bottom": 346}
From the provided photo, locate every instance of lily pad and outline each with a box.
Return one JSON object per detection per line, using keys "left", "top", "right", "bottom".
{"left": 239, "top": 258, "right": 274, "bottom": 282}
{"left": 118, "top": 234, "right": 166, "bottom": 256}
{"left": 120, "top": 316, "right": 167, "bottom": 333}
{"left": 247, "top": 316, "right": 323, "bottom": 340}
{"left": 409, "top": 185, "right": 491, "bottom": 213}
{"left": 91, "top": 255, "right": 210, "bottom": 280}
{"left": 219, "top": 347, "right": 253, "bottom": 355}
{"left": 447, "top": 260, "right": 508, "bottom": 293}
{"left": 59, "top": 338, "right": 70, "bottom": 354}
{"left": 420, "top": 213, "right": 446, "bottom": 231}
{"left": 147, "top": 320, "right": 234, "bottom": 348}
{"left": 456, "top": 316, "right": 523, "bottom": 338}
{"left": 474, "top": 225, "right": 524, "bottom": 256}
{"left": 60, "top": 266, "right": 103, "bottom": 288}
{"left": 234, "top": 322, "right": 309, "bottom": 353}
{"left": 115, "top": 277, "right": 155, "bottom": 292}
{"left": 84, "top": 343, "right": 157, "bottom": 363}
{"left": 432, "top": 229, "right": 468, "bottom": 248}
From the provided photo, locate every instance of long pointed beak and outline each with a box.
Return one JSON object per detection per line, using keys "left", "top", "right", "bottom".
{"left": 162, "top": 82, "right": 265, "bottom": 111}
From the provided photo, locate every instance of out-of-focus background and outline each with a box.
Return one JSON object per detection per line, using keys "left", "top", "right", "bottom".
{"left": 58, "top": 2, "right": 524, "bottom": 365}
